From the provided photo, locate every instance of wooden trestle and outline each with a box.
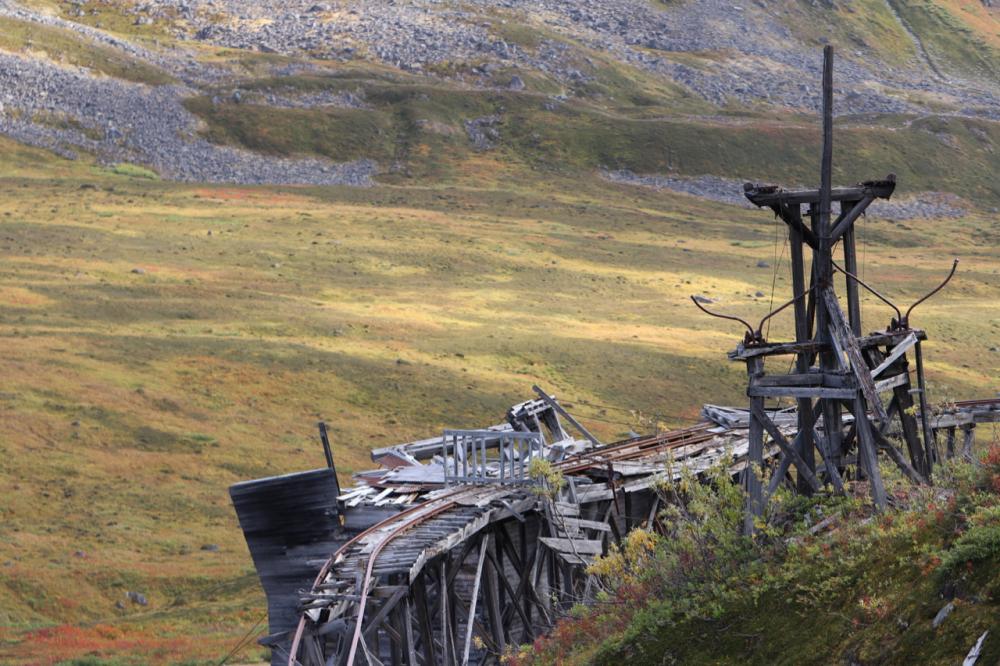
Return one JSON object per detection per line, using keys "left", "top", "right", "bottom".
{"left": 274, "top": 425, "right": 771, "bottom": 666}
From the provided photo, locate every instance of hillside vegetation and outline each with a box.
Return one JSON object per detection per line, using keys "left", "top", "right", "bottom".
{"left": 516, "top": 451, "right": 1000, "bottom": 665}
{"left": 0, "top": 0, "right": 999, "bottom": 664}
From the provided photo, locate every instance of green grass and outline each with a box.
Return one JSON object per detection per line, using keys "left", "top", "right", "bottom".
{"left": 0, "top": 124, "right": 999, "bottom": 663}
{"left": 889, "top": 0, "right": 1000, "bottom": 79}
{"left": 109, "top": 164, "right": 159, "bottom": 179}
{"left": 0, "top": 16, "right": 174, "bottom": 85}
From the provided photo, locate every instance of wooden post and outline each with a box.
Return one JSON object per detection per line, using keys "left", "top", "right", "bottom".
{"left": 854, "top": 395, "right": 888, "bottom": 510}
{"left": 745, "top": 357, "right": 765, "bottom": 535}
{"left": 961, "top": 425, "right": 976, "bottom": 460}
{"left": 789, "top": 205, "right": 817, "bottom": 489}
{"left": 914, "top": 340, "right": 937, "bottom": 474}
{"left": 841, "top": 201, "right": 862, "bottom": 336}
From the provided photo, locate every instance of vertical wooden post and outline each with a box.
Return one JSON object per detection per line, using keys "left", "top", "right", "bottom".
{"left": 789, "top": 206, "right": 817, "bottom": 490}
{"left": 854, "top": 395, "right": 888, "bottom": 510}
{"left": 818, "top": 45, "right": 834, "bottom": 285}
{"left": 816, "top": 48, "right": 844, "bottom": 477}
{"left": 914, "top": 340, "right": 936, "bottom": 475}
{"left": 841, "top": 201, "right": 863, "bottom": 336}
{"left": 745, "top": 357, "right": 765, "bottom": 535}
{"left": 439, "top": 559, "right": 452, "bottom": 665}
{"left": 318, "top": 421, "right": 336, "bottom": 471}
{"left": 892, "top": 379, "right": 927, "bottom": 477}
{"left": 961, "top": 425, "right": 976, "bottom": 459}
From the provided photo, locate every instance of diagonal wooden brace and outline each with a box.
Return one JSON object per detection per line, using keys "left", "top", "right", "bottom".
{"left": 751, "top": 402, "right": 821, "bottom": 493}
{"left": 829, "top": 195, "right": 875, "bottom": 243}
{"left": 823, "top": 287, "right": 889, "bottom": 425}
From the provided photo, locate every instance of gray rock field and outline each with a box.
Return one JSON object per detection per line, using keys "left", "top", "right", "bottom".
{"left": 0, "top": 0, "right": 998, "bottom": 191}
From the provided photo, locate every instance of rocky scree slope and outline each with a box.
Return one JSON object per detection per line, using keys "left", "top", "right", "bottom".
{"left": 1, "top": 0, "right": 1000, "bottom": 190}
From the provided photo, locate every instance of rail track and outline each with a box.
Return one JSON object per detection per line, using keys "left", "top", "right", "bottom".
{"left": 286, "top": 421, "right": 727, "bottom": 666}
{"left": 287, "top": 484, "right": 488, "bottom": 665}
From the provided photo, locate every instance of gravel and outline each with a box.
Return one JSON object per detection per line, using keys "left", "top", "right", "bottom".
{"left": 603, "top": 169, "right": 969, "bottom": 220}
{"left": 2, "top": 0, "right": 1000, "bottom": 187}
{"left": 118, "top": 0, "right": 1000, "bottom": 117}
{"left": 0, "top": 51, "right": 376, "bottom": 185}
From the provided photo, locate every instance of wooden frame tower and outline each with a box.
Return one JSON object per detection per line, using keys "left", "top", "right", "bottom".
{"left": 695, "top": 47, "right": 958, "bottom": 531}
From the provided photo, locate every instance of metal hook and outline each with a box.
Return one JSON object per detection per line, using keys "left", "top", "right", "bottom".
{"left": 689, "top": 295, "right": 760, "bottom": 344}
{"left": 831, "top": 260, "right": 903, "bottom": 323}
{"left": 903, "top": 259, "right": 958, "bottom": 327}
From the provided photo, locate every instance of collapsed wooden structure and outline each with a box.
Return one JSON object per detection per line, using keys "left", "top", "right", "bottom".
{"left": 228, "top": 47, "right": 1000, "bottom": 666}
{"left": 232, "top": 391, "right": 784, "bottom": 666}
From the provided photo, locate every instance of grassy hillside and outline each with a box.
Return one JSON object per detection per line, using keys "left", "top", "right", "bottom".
{"left": 0, "top": 118, "right": 999, "bottom": 663}
{"left": 0, "top": 1, "right": 1000, "bottom": 664}
{"left": 516, "top": 454, "right": 1000, "bottom": 665}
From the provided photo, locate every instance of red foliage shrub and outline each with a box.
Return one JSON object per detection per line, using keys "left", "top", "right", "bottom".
{"left": 982, "top": 442, "right": 1000, "bottom": 494}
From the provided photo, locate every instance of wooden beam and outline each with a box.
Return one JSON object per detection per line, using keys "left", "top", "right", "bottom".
{"left": 853, "top": 395, "right": 888, "bottom": 510}
{"left": 532, "top": 385, "right": 602, "bottom": 446}
{"left": 744, "top": 180, "right": 895, "bottom": 207}
{"left": 823, "top": 288, "right": 889, "bottom": 425}
{"left": 830, "top": 195, "right": 875, "bottom": 244}
{"left": 461, "top": 536, "right": 489, "bottom": 666}
{"left": 871, "top": 333, "right": 918, "bottom": 378}
{"left": 775, "top": 203, "right": 818, "bottom": 248}
{"left": 749, "top": 385, "right": 857, "bottom": 399}
{"left": 745, "top": 359, "right": 765, "bottom": 534}
{"left": 751, "top": 402, "right": 821, "bottom": 493}
{"left": 872, "top": 430, "right": 928, "bottom": 485}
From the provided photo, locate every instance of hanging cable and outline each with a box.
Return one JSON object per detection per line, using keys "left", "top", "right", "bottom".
{"left": 765, "top": 220, "right": 789, "bottom": 341}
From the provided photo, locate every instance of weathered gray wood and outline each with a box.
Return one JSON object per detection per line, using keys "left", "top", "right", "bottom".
{"left": 854, "top": 395, "right": 888, "bottom": 510}
{"left": 961, "top": 425, "right": 976, "bottom": 460}
{"left": 730, "top": 329, "right": 925, "bottom": 361}
{"left": 744, "top": 181, "right": 895, "bottom": 208}
{"left": 750, "top": 402, "right": 821, "bottom": 493}
{"left": 812, "top": 428, "right": 846, "bottom": 494}
{"left": 914, "top": 340, "right": 937, "bottom": 473}
{"left": 830, "top": 195, "right": 875, "bottom": 245}
{"left": 872, "top": 430, "right": 928, "bottom": 485}
{"left": 537, "top": 537, "right": 604, "bottom": 555}
{"left": 823, "top": 288, "right": 889, "bottom": 425}
{"left": 749, "top": 384, "right": 858, "bottom": 399}
{"left": 874, "top": 372, "right": 909, "bottom": 394}
{"left": 745, "top": 358, "right": 765, "bottom": 534}
{"left": 871, "top": 333, "right": 917, "bottom": 378}
{"left": 461, "top": 536, "right": 489, "bottom": 666}
{"left": 532, "top": 385, "right": 602, "bottom": 447}
{"left": 891, "top": 377, "right": 927, "bottom": 477}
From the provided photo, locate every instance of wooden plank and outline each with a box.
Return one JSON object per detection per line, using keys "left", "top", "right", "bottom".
{"left": 873, "top": 430, "right": 928, "bottom": 485}
{"left": 558, "top": 517, "right": 612, "bottom": 533}
{"left": 749, "top": 385, "right": 857, "bottom": 399}
{"left": 532, "top": 385, "right": 602, "bottom": 447}
{"left": 830, "top": 195, "right": 875, "bottom": 244}
{"left": 853, "top": 396, "right": 888, "bottom": 510}
{"left": 461, "top": 536, "right": 489, "bottom": 666}
{"left": 812, "top": 428, "right": 846, "bottom": 494}
{"left": 744, "top": 181, "right": 894, "bottom": 207}
{"left": 870, "top": 332, "right": 917, "bottom": 378}
{"left": 751, "top": 403, "right": 821, "bottom": 493}
{"left": 874, "top": 372, "right": 909, "bottom": 394}
{"left": 962, "top": 426, "right": 976, "bottom": 459}
{"left": 729, "top": 329, "right": 925, "bottom": 361}
{"left": 823, "top": 287, "right": 889, "bottom": 425}
{"left": 537, "top": 537, "right": 604, "bottom": 556}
